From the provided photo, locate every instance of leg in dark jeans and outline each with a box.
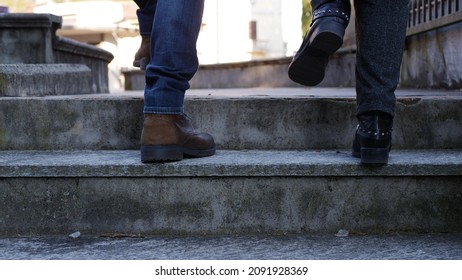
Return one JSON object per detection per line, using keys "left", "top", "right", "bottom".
{"left": 310, "top": 0, "right": 350, "bottom": 12}
{"left": 354, "top": 0, "right": 409, "bottom": 117}
{"left": 352, "top": 0, "right": 409, "bottom": 164}
{"left": 289, "top": 0, "right": 409, "bottom": 164}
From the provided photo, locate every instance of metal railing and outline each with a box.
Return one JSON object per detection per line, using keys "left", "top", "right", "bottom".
{"left": 407, "top": 0, "right": 462, "bottom": 36}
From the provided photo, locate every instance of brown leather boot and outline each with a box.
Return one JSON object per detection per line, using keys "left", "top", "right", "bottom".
{"left": 140, "top": 114, "right": 216, "bottom": 162}
{"left": 133, "top": 36, "right": 150, "bottom": 70}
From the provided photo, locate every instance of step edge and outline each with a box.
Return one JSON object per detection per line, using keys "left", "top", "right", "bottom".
{"left": 1, "top": 149, "right": 461, "bottom": 178}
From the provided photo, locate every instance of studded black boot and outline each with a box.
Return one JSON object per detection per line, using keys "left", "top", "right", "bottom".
{"left": 288, "top": 0, "right": 350, "bottom": 86}
{"left": 352, "top": 111, "right": 393, "bottom": 165}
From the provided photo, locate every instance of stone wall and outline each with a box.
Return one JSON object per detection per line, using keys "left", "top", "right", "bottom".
{"left": 401, "top": 22, "right": 462, "bottom": 89}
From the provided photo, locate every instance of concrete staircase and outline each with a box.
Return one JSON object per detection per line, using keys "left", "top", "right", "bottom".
{"left": 0, "top": 13, "right": 113, "bottom": 96}
{"left": 1, "top": 87, "right": 461, "bottom": 236}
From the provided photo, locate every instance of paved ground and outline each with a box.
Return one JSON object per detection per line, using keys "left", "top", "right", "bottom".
{"left": 1, "top": 233, "right": 461, "bottom": 260}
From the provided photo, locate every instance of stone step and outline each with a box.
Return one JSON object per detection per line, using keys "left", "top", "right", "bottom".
{"left": 1, "top": 149, "right": 461, "bottom": 235}
{"left": 0, "top": 13, "right": 113, "bottom": 93}
{"left": 1, "top": 88, "right": 461, "bottom": 150}
{"left": 2, "top": 234, "right": 462, "bottom": 260}
{"left": 0, "top": 64, "right": 92, "bottom": 97}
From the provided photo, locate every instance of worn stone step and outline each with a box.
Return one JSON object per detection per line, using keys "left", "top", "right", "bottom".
{"left": 1, "top": 234, "right": 462, "bottom": 260}
{"left": 0, "top": 13, "right": 113, "bottom": 93}
{"left": 0, "top": 88, "right": 461, "bottom": 150}
{"left": 1, "top": 149, "right": 461, "bottom": 235}
{"left": 0, "top": 64, "right": 92, "bottom": 97}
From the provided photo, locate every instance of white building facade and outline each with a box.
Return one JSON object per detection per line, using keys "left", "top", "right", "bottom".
{"left": 198, "top": 0, "right": 302, "bottom": 64}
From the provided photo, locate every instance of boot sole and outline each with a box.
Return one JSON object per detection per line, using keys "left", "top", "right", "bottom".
{"left": 288, "top": 20, "right": 345, "bottom": 87}
{"left": 353, "top": 147, "right": 390, "bottom": 165}
{"left": 141, "top": 145, "right": 216, "bottom": 163}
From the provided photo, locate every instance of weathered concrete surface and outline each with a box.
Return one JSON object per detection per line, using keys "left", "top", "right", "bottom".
{"left": 189, "top": 58, "right": 307, "bottom": 89}
{"left": 0, "top": 64, "right": 92, "bottom": 97}
{"left": 1, "top": 150, "right": 461, "bottom": 178}
{"left": 0, "top": 13, "right": 61, "bottom": 64}
{"left": 54, "top": 36, "right": 114, "bottom": 93}
{"left": 0, "top": 150, "right": 461, "bottom": 235}
{"left": 124, "top": 52, "right": 356, "bottom": 90}
{"left": 1, "top": 234, "right": 461, "bottom": 260}
{"left": 0, "top": 92, "right": 143, "bottom": 150}
{"left": 402, "top": 22, "right": 462, "bottom": 89}
{"left": 0, "top": 88, "right": 461, "bottom": 150}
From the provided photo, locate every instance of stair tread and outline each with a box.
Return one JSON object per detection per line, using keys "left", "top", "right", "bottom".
{"left": 1, "top": 233, "right": 461, "bottom": 260}
{"left": 1, "top": 149, "right": 461, "bottom": 177}
{"left": 3, "top": 87, "right": 461, "bottom": 100}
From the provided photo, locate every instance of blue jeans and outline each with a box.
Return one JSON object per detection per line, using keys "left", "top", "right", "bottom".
{"left": 134, "top": 0, "right": 156, "bottom": 37}
{"left": 135, "top": 0, "right": 205, "bottom": 114}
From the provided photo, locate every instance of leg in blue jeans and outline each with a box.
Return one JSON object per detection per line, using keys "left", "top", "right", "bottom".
{"left": 134, "top": 0, "right": 156, "bottom": 37}
{"left": 144, "top": 0, "right": 204, "bottom": 114}
{"left": 139, "top": 0, "right": 215, "bottom": 163}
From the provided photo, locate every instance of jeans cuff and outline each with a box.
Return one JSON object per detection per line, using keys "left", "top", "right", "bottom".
{"left": 144, "top": 106, "right": 184, "bottom": 114}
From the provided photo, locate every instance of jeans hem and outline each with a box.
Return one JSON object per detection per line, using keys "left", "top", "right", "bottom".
{"left": 144, "top": 106, "right": 184, "bottom": 114}
{"left": 356, "top": 106, "right": 395, "bottom": 118}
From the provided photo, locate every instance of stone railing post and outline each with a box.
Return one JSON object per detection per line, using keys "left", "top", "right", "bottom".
{"left": 0, "top": 13, "right": 62, "bottom": 64}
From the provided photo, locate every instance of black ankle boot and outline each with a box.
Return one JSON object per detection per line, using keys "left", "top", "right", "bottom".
{"left": 352, "top": 111, "right": 393, "bottom": 165}
{"left": 288, "top": 2, "right": 350, "bottom": 86}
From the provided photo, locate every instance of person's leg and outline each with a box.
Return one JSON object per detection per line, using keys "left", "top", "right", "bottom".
{"left": 134, "top": 0, "right": 155, "bottom": 37}
{"left": 310, "top": 0, "right": 348, "bottom": 11}
{"left": 352, "top": 0, "right": 409, "bottom": 164}
{"left": 133, "top": 0, "right": 157, "bottom": 69}
{"left": 144, "top": 0, "right": 203, "bottom": 115}
{"left": 288, "top": 0, "right": 351, "bottom": 86}
{"left": 140, "top": 0, "right": 215, "bottom": 163}
{"left": 354, "top": 0, "right": 409, "bottom": 117}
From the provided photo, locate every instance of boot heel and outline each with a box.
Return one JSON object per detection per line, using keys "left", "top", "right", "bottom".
{"left": 310, "top": 20, "right": 345, "bottom": 54}
{"left": 360, "top": 147, "right": 389, "bottom": 165}
{"left": 141, "top": 145, "right": 183, "bottom": 163}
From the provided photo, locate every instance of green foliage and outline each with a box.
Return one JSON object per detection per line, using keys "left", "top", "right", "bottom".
{"left": 1, "top": 0, "right": 36, "bottom": 12}
{"left": 302, "top": 0, "right": 312, "bottom": 36}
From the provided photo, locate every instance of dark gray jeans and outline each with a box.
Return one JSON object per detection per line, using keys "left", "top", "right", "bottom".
{"left": 311, "top": 0, "right": 409, "bottom": 117}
